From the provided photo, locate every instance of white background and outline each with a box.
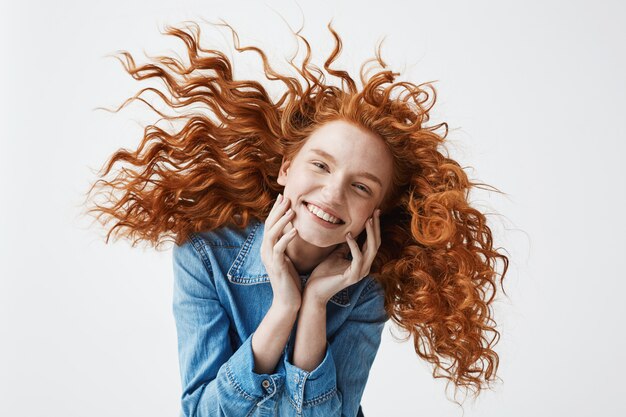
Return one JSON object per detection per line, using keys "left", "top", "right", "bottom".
{"left": 1, "top": 1, "right": 625, "bottom": 416}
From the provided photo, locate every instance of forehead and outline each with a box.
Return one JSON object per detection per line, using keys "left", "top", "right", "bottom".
{"left": 301, "top": 120, "right": 389, "bottom": 157}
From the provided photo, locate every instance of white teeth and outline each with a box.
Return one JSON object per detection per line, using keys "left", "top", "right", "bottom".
{"left": 306, "top": 203, "right": 342, "bottom": 224}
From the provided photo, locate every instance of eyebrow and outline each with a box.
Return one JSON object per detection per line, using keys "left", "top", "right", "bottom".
{"left": 309, "top": 148, "right": 384, "bottom": 188}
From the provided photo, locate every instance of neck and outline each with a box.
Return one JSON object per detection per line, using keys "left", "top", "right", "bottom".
{"left": 285, "top": 234, "right": 337, "bottom": 275}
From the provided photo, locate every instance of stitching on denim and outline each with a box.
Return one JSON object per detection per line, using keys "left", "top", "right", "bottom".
{"left": 330, "top": 289, "right": 350, "bottom": 307}
{"left": 297, "top": 370, "right": 337, "bottom": 407}
{"left": 226, "top": 221, "right": 274, "bottom": 285}
{"left": 189, "top": 233, "right": 215, "bottom": 277}
{"left": 286, "top": 395, "right": 299, "bottom": 412}
{"left": 225, "top": 362, "right": 257, "bottom": 401}
{"left": 256, "top": 376, "right": 280, "bottom": 409}
{"left": 228, "top": 221, "right": 260, "bottom": 278}
{"left": 228, "top": 276, "right": 270, "bottom": 284}
{"left": 207, "top": 242, "right": 240, "bottom": 248}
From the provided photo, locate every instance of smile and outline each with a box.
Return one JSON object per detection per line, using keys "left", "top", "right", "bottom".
{"left": 305, "top": 203, "right": 344, "bottom": 224}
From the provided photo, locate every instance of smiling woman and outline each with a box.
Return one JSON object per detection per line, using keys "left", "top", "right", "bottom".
{"left": 83, "top": 19, "right": 510, "bottom": 417}
{"left": 275, "top": 119, "right": 393, "bottom": 268}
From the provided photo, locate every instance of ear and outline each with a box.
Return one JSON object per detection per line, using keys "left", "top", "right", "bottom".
{"left": 277, "top": 157, "right": 291, "bottom": 186}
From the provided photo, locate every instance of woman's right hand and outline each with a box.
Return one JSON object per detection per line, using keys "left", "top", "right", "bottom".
{"left": 260, "top": 193, "right": 302, "bottom": 312}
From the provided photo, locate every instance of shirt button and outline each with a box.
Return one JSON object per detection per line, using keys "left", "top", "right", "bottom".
{"left": 262, "top": 379, "right": 270, "bottom": 389}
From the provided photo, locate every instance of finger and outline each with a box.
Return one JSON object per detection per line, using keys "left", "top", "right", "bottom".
{"left": 374, "top": 209, "right": 381, "bottom": 248}
{"left": 274, "top": 226, "right": 297, "bottom": 256}
{"left": 261, "top": 195, "right": 290, "bottom": 263}
{"left": 361, "top": 217, "right": 377, "bottom": 276}
{"left": 266, "top": 196, "right": 291, "bottom": 234}
{"left": 268, "top": 207, "right": 294, "bottom": 242}
{"left": 364, "top": 216, "right": 377, "bottom": 260}
{"left": 261, "top": 198, "right": 291, "bottom": 262}
{"left": 345, "top": 233, "right": 363, "bottom": 281}
{"left": 266, "top": 194, "right": 288, "bottom": 228}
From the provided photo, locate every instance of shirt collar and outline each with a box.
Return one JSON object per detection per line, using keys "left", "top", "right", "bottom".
{"left": 227, "top": 218, "right": 351, "bottom": 307}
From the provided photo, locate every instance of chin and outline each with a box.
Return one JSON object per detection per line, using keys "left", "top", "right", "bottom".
{"left": 296, "top": 227, "right": 339, "bottom": 248}
{"left": 292, "top": 220, "right": 341, "bottom": 248}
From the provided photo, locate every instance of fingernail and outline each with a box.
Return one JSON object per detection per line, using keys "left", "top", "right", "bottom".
{"left": 376, "top": 209, "right": 381, "bottom": 217}
{"left": 369, "top": 218, "right": 373, "bottom": 225}
{"left": 347, "top": 232, "right": 352, "bottom": 239}
{"left": 278, "top": 193, "right": 283, "bottom": 202}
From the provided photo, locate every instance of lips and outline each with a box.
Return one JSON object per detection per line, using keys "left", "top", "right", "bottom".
{"left": 303, "top": 201, "right": 345, "bottom": 224}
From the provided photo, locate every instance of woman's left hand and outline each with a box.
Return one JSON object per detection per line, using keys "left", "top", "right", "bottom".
{"left": 304, "top": 209, "right": 381, "bottom": 306}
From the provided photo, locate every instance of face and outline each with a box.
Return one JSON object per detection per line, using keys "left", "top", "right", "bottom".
{"left": 277, "top": 119, "right": 393, "bottom": 247}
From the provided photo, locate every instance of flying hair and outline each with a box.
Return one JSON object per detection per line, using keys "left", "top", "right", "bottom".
{"left": 83, "top": 19, "right": 510, "bottom": 406}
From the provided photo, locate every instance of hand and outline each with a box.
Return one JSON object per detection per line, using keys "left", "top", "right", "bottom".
{"left": 260, "top": 193, "right": 303, "bottom": 311}
{"left": 304, "top": 209, "right": 382, "bottom": 306}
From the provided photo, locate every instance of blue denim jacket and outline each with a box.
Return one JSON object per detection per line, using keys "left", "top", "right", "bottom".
{"left": 172, "top": 218, "right": 388, "bottom": 417}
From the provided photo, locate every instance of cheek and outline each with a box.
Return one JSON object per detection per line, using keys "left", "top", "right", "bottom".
{"left": 357, "top": 206, "right": 375, "bottom": 220}
{"left": 350, "top": 210, "right": 371, "bottom": 232}
{"left": 285, "top": 171, "right": 313, "bottom": 192}
{"left": 357, "top": 208, "right": 377, "bottom": 229}
{"left": 283, "top": 172, "right": 311, "bottom": 201}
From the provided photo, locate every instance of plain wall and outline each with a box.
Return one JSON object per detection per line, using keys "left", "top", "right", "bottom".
{"left": 1, "top": 1, "right": 625, "bottom": 416}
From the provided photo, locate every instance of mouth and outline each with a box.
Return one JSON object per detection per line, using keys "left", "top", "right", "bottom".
{"left": 303, "top": 201, "right": 346, "bottom": 226}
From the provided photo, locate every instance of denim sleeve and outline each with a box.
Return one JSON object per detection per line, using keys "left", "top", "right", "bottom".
{"left": 172, "top": 238, "right": 284, "bottom": 417}
{"left": 280, "top": 278, "right": 388, "bottom": 417}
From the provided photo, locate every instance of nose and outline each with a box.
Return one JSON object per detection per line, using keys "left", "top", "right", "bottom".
{"left": 321, "top": 176, "right": 345, "bottom": 204}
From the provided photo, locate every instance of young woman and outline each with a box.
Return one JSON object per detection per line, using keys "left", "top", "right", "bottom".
{"left": 86, "top": 20, "right": 509, "bottom": 417}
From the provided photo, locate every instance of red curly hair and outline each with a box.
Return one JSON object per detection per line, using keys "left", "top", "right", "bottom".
{"left": 84, "top": 20, "right": 509, "bottom": 404}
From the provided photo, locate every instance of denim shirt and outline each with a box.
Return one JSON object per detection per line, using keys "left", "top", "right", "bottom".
{"left": 172, "top": 218, "right": 389, "bottom": 417}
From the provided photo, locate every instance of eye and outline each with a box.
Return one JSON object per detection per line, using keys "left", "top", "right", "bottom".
{"left": 312, "top": 162, "right": 371, "bottom": 195}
